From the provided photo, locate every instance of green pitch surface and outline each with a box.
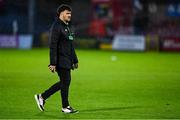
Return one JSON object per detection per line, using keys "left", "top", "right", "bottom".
{"left": 0, "top": 49, "right": 180, "bottom": 119}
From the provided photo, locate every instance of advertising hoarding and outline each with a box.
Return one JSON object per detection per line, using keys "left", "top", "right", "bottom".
{"left": 112, "top": 35, "right": 145, "bottom": 51}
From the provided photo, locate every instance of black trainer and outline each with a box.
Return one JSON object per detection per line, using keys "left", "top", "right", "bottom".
{"left": 62, "top": 106, "right": 79, "bottom": 113}
{"left": 34, "top": 94, "right": 45, "bottom": 111}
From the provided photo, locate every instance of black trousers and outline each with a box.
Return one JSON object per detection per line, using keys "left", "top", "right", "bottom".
{"left": 41, "top": 67, "right": 71, "bottom": 108}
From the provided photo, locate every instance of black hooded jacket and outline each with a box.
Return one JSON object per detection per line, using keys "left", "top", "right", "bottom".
{"left": 49, "top": 19, "right": 78, "bottom": 69}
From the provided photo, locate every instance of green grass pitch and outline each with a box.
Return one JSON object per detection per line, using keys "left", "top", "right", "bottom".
{"left": 0, "top": 49, "right": 180, "bottom": 119}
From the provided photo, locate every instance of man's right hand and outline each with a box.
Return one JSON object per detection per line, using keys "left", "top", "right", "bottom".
{"left": 48, "top": 65, "right": 56, "bottom": 73}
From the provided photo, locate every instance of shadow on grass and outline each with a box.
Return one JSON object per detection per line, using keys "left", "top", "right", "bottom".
{"left": 34, "top": 106, "right": 143, "bottom": 119}
{"left": 81, "top": 106, "right": 142, "bottom": 113}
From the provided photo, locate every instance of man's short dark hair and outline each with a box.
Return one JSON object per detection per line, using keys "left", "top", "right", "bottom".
{"left": 56, "top": 4, "right": 72, "bottom": 15}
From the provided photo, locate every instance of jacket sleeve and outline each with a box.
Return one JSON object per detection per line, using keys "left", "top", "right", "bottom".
{"left": 49, "top": 23, "right": 59, "bottom": 65}
{"left": 72, "top": 43, "right": 78, "bottom": 64}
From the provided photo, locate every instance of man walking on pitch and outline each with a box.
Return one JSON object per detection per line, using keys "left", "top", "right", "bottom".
{"left": 34, "top": 4, "right": 79, "bottom": 113}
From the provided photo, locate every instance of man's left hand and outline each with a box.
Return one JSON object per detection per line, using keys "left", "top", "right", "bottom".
{"left": 72, "top": 63, "right": 78, "bottom": 70}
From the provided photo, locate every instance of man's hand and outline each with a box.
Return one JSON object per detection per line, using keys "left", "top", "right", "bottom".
{"left": 72, "top": 63, "right": 78, "bottom": 70}
{"left": 48, "top": 65, "right": 56, "bottom": 73}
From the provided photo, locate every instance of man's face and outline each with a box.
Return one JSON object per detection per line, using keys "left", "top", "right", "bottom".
{"left": 61, "top": 10, "right": 72, "bottom": 22}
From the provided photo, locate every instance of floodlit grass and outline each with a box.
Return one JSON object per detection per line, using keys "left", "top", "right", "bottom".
{"left": 0, "top": 49, "right": 180, "bottom": 119}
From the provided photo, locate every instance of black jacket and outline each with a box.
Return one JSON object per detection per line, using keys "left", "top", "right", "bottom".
{"left": 49, "top": 19, "right": 78, "bottom": 69}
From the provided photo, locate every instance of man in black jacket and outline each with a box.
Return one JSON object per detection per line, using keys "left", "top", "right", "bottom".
{"left": 34, "top": 4, "right": 78, "bottom": 113}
